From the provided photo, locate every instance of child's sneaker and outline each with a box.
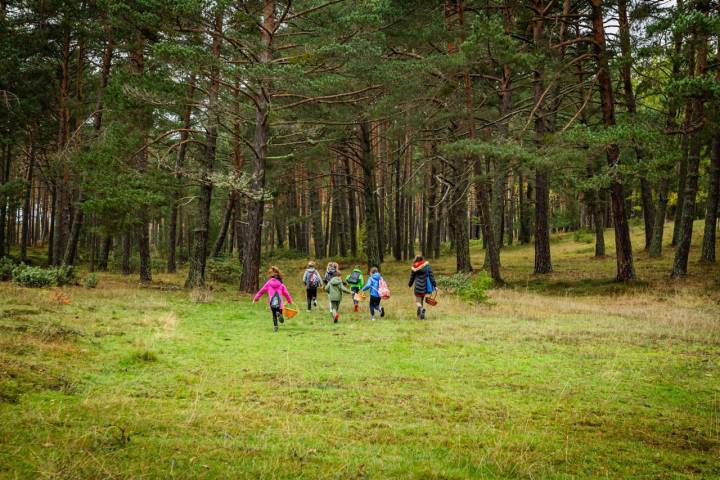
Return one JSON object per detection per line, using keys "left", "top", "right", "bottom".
{"left": 279, "top": 314, "right": 284, "bottom": 324}
{"left": 380, "top": 306, "right": 385, "bottom": 318}
{"left": 313, "top": 299, "right": 317, "bottom": 307}
{"left": 334, "top": 313, "right": 339, "bottom": 323}
{"left": 420, "top": 308, "right": 426, "bottom": 320}
{"left": 371, "top": 317, "right": 376, "bottom": 321}
{"left": 354, "top": 304, "right": 359, "bottom": 313}
{"left": 273, "top": 325, "right": 279, "bottom": 332}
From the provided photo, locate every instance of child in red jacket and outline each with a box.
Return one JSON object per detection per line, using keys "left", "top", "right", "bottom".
{"left": 253, "top": 266, "right": 293, "bottom": 332}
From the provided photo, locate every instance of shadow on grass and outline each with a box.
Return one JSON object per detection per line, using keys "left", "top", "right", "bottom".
{"left": 509, "top": 276, "right": 651, "bottom": 296}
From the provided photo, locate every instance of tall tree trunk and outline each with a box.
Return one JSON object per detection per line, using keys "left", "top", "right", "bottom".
{"left": 98, "top": 235, "right": 111, "bottom": 271}
{"left": 186, "top": 11, "right": 222, "bottom": 288}
{"left": 63, "top": 191, "right": 83, "bottom": 266}
{"left": 700, "top": 137, "right": 720, "bottom": 263}
{"left": 360, "top": 121, "right": 381, "bottom": 269}
{"left": 342, "top": 154, "right": 357, "bottom": 257}
{"left": 130, "top": 36, "right": 152, "bottom": 282}
{"left": 309, "top": 173, "right": 324, "bottom": 258}
{"left": 167, "top": 80, "right": 194, "bottom": 273}
{"left": 618, "top": 0, "right": 654, "bottom": 250}
{"left": 700, "top": 42, "right": 720, "bottom": 263}
{"left": 672, "top": 28, "right": 708, "bottom": 277}
{"left": 20, "top": 143, "right": 33, "bottom": 262}
{"left": 240, "top": 0, "right": 275, "bottom": 292}
{"left": 121, "top": 232, "right": 131, "bottom": 275}
{"left": 213, "top": 194, "right": 235, "bottom": 258}
{"left": 532, "top": 0, "right": 552, "bottom": 274}
{"left": 591, "top": 0, "right": 635, "bottom": 281}
{"left": 648, "top": 179, "right": 669, "bottom": 257}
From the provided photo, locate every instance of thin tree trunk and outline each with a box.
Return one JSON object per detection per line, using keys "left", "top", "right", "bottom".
{"left": 591, "top": 0, "right": 635, "bottom": 281}
{"left": 168, "top": 79, "right": 195, "bottom": 273}
{"left": 673, "top": 28, "right": 708, "bottom": 276}
{"left": 63, "top": 191, "right": 83, "bottom": 266}
{"left": 98, "top": 235, "right": 111, "bottom": 270}
{"left": 186, "top": 12, "right": 223, "bottom": 288}
{"left": 700, "top": 42, "right": 720, "bottom": 263}
{"left": 239, "top": 0, "right": 275, "bottom": 292}
{"left": 20, "top": 143, "right": 33, "bottom": 262}
{"left": 121, "top": 232, "right": 131, "bottom": 275}
{"left": 360, "top": 121, "right": 381, "bottom": 269}
{"left": 649, "top": 179, "right": 669, "bottom": 257}
{"left": 532, "top": 0, "right": 551, "bottom": 274}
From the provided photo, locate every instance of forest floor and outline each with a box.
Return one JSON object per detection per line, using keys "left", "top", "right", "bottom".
{"left": 1, "top": 224, "right": 719, "bottom": 479}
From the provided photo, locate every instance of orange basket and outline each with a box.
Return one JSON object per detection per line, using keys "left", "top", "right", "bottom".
{"left": 354, "top": 292, "right": 367, "bottom": 302}
{"left": 283, "top": 306, "right": 299, "bottom": 319}
{"left": 425, "top": 291, "right": 438, "bottom": 306}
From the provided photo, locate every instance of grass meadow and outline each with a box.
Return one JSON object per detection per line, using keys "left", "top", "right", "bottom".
{"left": 1, "top": 223, "right": 719, "bottom": 479}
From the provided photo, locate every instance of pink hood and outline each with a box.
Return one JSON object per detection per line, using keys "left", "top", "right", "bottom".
{"left": 253, "top": 277, "right": 293, "bottom": 308}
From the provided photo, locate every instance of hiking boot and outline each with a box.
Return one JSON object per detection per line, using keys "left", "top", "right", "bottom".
{"left": 279, "top": 314, "right": 284, "bottom": 324}
{"left": 334, "top": 313, "right": 339, "bottom": 323}
{"left": 380, "top": 306, "right": 385, "bottom": 318}
{"left": 420, "top": 308, "right": 426, "bottom": 320}
{"left": 313, "top": 299, "right": 317, "bottom": 307}
{"left": 416, "top": 306, "right": 422, "bottom": 319}
{"left": 273, "top": 325, "right": 279, "bottom": 332}
{"left": 354, "top": 304, "right": 359, "bottom": 313}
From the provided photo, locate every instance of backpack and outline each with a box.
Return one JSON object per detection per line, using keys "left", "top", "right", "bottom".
{"left": 270, "top": 291, "right": 281, "bottom": 308}
{"left": 379, "top": 277, "right": 390, "bottom": 300}
{"left": 347, "top": 270, "right": 361, "bottom": 285}
{"left": 308, "top": 271, "right": 320, "bottom": 288}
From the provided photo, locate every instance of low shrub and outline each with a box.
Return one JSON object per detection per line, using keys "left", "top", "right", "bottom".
{"left": 84, "top": 273, "right": 99, "bottom": 289}
{"left": 262, "top": 248, "right": 306, "bottom": 262}
{"left": 436, "top": 271, "right": 492, "bottom": 304}
{"left": 0, "top": 257, "right": 16, "bottom": 281}
{"left": 12, "top": 265, "right": 55, "bottom": 287}
{"left": 11, "top": 264, "right": 76, "bottom": 288}
{"left": 572, "top": 229, "right": 594, "bottom": 244}
{"left": 457, "top": 272, "right": 493, "bottom": 303}
{"left": 206, "top": 258, "right": 242, "bottom": 284}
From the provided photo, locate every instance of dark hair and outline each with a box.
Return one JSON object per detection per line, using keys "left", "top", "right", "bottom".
{"left": 414, "top": 255, "right": 424, "bottom": 263}
{"left": 370, "top": 267, "right": 379, "bottom": 274}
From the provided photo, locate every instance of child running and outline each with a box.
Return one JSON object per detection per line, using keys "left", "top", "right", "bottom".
{"left": 344, "top": 265, "right": 364, "bottom": 313}
{"left": 324, "top": 270, "right": 353, "bottom": 323}
{"left": 408, "top": 255, "right": 436, "bottom": 320}
{"left": 253, "top": 266, "right": 293, "bottom": 332}
{"left": 323, "top": 261, "right": 339, "bottom": 310}
{"left": 302, "top": 261, "right": 322, "bottom": 311}
{"left": 361, "top": 267, "right": 385, "bottom": 321}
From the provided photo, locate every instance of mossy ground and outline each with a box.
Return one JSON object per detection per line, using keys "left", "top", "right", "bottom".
{"left": 1, "top": 223, "right": 719, "bottom": 479}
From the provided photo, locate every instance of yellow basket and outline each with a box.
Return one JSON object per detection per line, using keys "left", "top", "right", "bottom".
{"left": 283, "top": 306, "right": 299, "bottom": 319}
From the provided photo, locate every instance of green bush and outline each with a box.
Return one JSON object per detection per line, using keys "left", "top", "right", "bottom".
{"left": 457, "top": 272, "right": 493, "bottom": 303}
{"left": 53, "top": 265, "right": 76, "bottom": 286}
{"left": 262, "top": 248, "right": 306, "bottom": 262}
{"left": 436, "top": 271, "right": 492, "bottom": 304}
{"left": 11, "top": 264, "right": 76, "bottom": 288}
{"left": 206, "top": 258, "right": 242, "bottom": 284}
{"left": 84, "top": 273, "right": 99, "bottom": 289}
{"left": 572, "top": 229, "right": 594, "bottom": 244}
{"left": 436, "top": 272, "right": 473, "bottom": 292}
{"left": 12, "top": 265, "right": 55, "bottom": 287}
{"left": 0, "top": 257, "right": 16, "bottom": 281}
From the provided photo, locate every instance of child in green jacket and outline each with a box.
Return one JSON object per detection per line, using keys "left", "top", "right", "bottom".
{"left": 324, "top": 270, "right": 352, "bottom": 323}
{"left": 344, "top": 266, "right": 364, "bottom": 312}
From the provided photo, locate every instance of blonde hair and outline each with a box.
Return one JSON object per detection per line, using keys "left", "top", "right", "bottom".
{"left": 268, "top": 266, "right": 283, "bottom": 280}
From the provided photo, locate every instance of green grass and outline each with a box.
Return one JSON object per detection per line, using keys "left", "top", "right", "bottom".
{"left": 1, "top": 225, "right": 719, "bottom": 478}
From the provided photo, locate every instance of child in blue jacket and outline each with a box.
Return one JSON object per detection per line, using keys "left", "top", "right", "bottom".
{"left": 361, "top": 267, "right": 385, "bottom": 321}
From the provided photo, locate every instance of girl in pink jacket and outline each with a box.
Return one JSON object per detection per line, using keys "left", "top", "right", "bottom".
{"left": 253, "top": 266, "right": 294, "bottom": 332}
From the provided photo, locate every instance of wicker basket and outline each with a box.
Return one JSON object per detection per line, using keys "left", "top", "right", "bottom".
{"left": 283, "top": 305, "right": 299, "bottom": 319}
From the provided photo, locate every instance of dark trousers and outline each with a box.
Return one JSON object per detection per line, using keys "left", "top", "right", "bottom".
{"left": 306, "top": 287, "right": 318, "bottom": 310}
{"left": 369, "top": 296, "right": 382, "bottom": 317}
{"left": 350, "top": 286, "right": 360, "bottom": 304}
{"left": 271, "top": 306, "right": 282, "bottom": 326}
